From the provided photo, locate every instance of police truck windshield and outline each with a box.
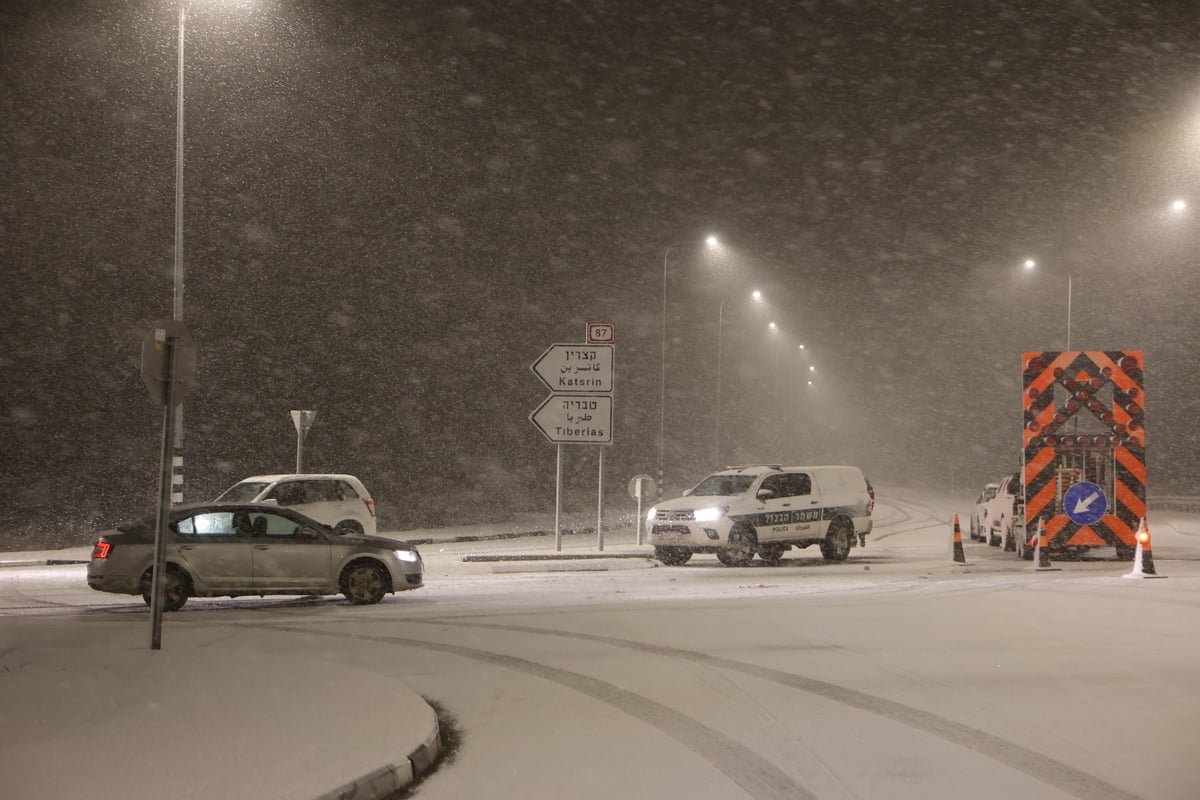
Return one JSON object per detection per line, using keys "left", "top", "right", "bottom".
{"left": 690, "top": 474, "right": 758, "bottom": 496}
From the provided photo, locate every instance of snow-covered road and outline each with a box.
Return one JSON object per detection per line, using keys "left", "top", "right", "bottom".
{"left": 2, "top": 489, "right": 1198, "bottom": 800}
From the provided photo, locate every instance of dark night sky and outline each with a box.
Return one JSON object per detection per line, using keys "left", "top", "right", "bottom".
{"left": 4, "top": 0, "right": 1200, "bottom": 545}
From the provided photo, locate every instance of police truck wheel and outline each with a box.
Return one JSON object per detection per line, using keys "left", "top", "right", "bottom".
{"left": 757, "top": 543, "right": 786, "bottom": 565}
{"left": 716, "top": 525, "right": 756, "bottom": 567}
{"left": 654, "top": 546, "right": 692, "bottom": 566}
{"left": 1003, "top": 526, "right": 1016, "bottom": 552}
{"left": 820, "top": 519, "right": 853, "bottom": 562}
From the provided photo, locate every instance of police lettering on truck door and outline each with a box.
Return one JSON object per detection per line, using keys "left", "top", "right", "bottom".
{"left": 756, "top": 507, "right": 823, "bottom": 529}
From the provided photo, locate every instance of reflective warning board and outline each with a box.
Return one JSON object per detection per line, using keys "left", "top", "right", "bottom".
{"left": 1022, "top": 351, "right": 1145, "bottom": 551}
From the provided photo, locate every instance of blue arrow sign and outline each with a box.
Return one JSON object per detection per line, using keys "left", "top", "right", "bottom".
{"left": 1064, "top": 481, "right": 1107, "bottom": 526}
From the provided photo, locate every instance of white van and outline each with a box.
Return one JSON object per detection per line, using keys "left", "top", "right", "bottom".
{"left": 646, "top": 465, "right": 874, "bottom": 566}
{"left": 214, "top": 474, "right": 377, "bottom": 536}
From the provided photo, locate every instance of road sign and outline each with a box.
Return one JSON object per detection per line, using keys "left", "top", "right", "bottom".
{"left": 1064, "top": 481, "right": 1107, "bottom": 526}
{"left": 141, "top": 319, "right": 196, "bottom": 407}
{"left": 290, "top": 409, "right": 316, "bottom": 436}
{"left": 587, "top": 322, "right": 616, "bottom": 343}
{"left": 628, "top": 474, "right": 654, "bottom": 499}
{"left": 290, "top": 410, "right": 316, "bottom": 473}
{"left": 529, "top": 394, "right": 612, "bottom": 444}
{"left": 531, "top": 343, "right": 614, "bottom": 393}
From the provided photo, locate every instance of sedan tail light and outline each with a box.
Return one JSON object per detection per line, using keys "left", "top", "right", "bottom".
{"left": 364, "top": 498, "right": 376, "bottom": 517}
{"left": 92, "top": 541, "right": 113, "bottom": 559}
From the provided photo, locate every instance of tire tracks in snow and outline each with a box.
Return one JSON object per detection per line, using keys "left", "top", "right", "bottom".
{"left": 252, "top": 617, "right": 1140, "bottom": 800}
{"left": 255, "top": 622, "right": 814, "bottom": 800}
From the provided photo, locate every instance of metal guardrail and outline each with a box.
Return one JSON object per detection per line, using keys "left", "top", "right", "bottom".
{"left": 1147, "top": 496, "right": 1200, "bottom": 513}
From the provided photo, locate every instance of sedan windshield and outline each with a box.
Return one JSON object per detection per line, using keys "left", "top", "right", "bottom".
{"left": 689, "top": 474, "right": 758, "bottom": 497}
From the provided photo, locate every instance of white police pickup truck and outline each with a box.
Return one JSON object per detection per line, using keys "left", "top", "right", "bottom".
{"left": 646, "top": 465, "right": 875, "bottom": 566}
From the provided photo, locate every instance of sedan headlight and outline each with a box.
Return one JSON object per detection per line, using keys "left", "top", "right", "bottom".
{"left": 693, "top": 505, "right": 728, "bottom": 523}
{"left": 394, "top": 549, "right": 420, "bottom": 562}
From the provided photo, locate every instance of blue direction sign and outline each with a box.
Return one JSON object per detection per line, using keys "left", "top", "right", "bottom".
{"left": 1064, "top": 481, "right": 1107, "bottom": 526}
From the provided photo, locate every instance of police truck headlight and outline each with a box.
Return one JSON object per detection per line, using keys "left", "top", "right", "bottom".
{"left": 693, "top": 506, "right": 728, "bottom": 523}
{"left": 646, "top": 507, "right": 657, "bottom": 522}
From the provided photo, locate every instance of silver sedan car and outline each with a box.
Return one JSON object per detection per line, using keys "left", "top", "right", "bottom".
{"left": 87, "top": 503, "right": 423, "bottom": 610}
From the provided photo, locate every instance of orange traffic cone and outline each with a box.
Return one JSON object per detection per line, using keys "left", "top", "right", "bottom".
{"left": 952, "top": 515, "right": 969, "bottom": 565}
{"left": 1034, "top": 519, "right": 1059, "bottom": 572}
{"left": 1124, "top": 518, "right": 1165, "bottom": 579}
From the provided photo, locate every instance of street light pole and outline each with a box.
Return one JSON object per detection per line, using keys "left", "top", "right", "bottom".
{"left": 171, "top": 1, "right": 187, "bottom": 504}
{"left": 1066, "top": 273, "right": 1072, "bottom": 351}
{"left": 659, "top": 235, "right": 721, "bottom": 497}
{"left": 658, "top": 245, "right": 671, "bottom": 503}
{"left": 1024, "top": 259, "right": 1072, "bottom": 351}
{"left": 715, "top": 297, "right": 724, "bottom": 465}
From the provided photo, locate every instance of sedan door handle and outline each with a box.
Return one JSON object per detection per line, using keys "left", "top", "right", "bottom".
{"left": 180, "top": 545, "right": 197, "bottom": 551}
{"left": 254, "top": 545, "right": 271, "bottom": 550}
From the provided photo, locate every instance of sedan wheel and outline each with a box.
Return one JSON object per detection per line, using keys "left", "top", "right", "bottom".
{"left": 141, "top": 567, "right": 191, "bottom": 612}
{"left": 716, "top": 525, "right": 756, "bottom": 567}
{"left": 342, "top": 562, "right": 387, "bottom": 605}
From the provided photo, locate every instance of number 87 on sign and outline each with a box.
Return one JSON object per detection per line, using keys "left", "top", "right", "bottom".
{"left": 587, "top": 322, "right": 615, "bottom": 343}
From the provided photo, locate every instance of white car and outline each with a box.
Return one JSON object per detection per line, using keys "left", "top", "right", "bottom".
{"left": 980, "top": 472, "right": 1023, "bottom": 549}
{"left": 970, "top": 482, "right": 999, "bottom": 541}
{"left": 646, "top": 465, "right": 874, "bottom": 566}
{"left": 214, "top": 474, "right": 377, "bottom": 536}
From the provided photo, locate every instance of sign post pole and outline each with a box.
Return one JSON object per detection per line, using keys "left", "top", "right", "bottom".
{"left": 140, "top": 319, "right": 196, "bottom": 651}
{"left": 635, "top": 479, "right": 642, "bottom": 545}
{"left": 149, "top": 336, "right": 178, "bottom": 651}
{"left": 627, "top": 474, "right": 653, "bottom": 546}
{"left": 554, "top": 444, "right": 563, "bottom": 552}
{"left": 597, "top": 447, "right": 605, "bottom": 551}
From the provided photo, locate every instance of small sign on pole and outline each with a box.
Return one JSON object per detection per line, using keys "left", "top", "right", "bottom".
{"left": 628, "top": 474, "right": 654, "bottom": 545}
{"left": 290, "top": 410, "right": 317, "bottom": 473}
{"left": 141, "top": 319, "right": 196, "bottom": 407}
